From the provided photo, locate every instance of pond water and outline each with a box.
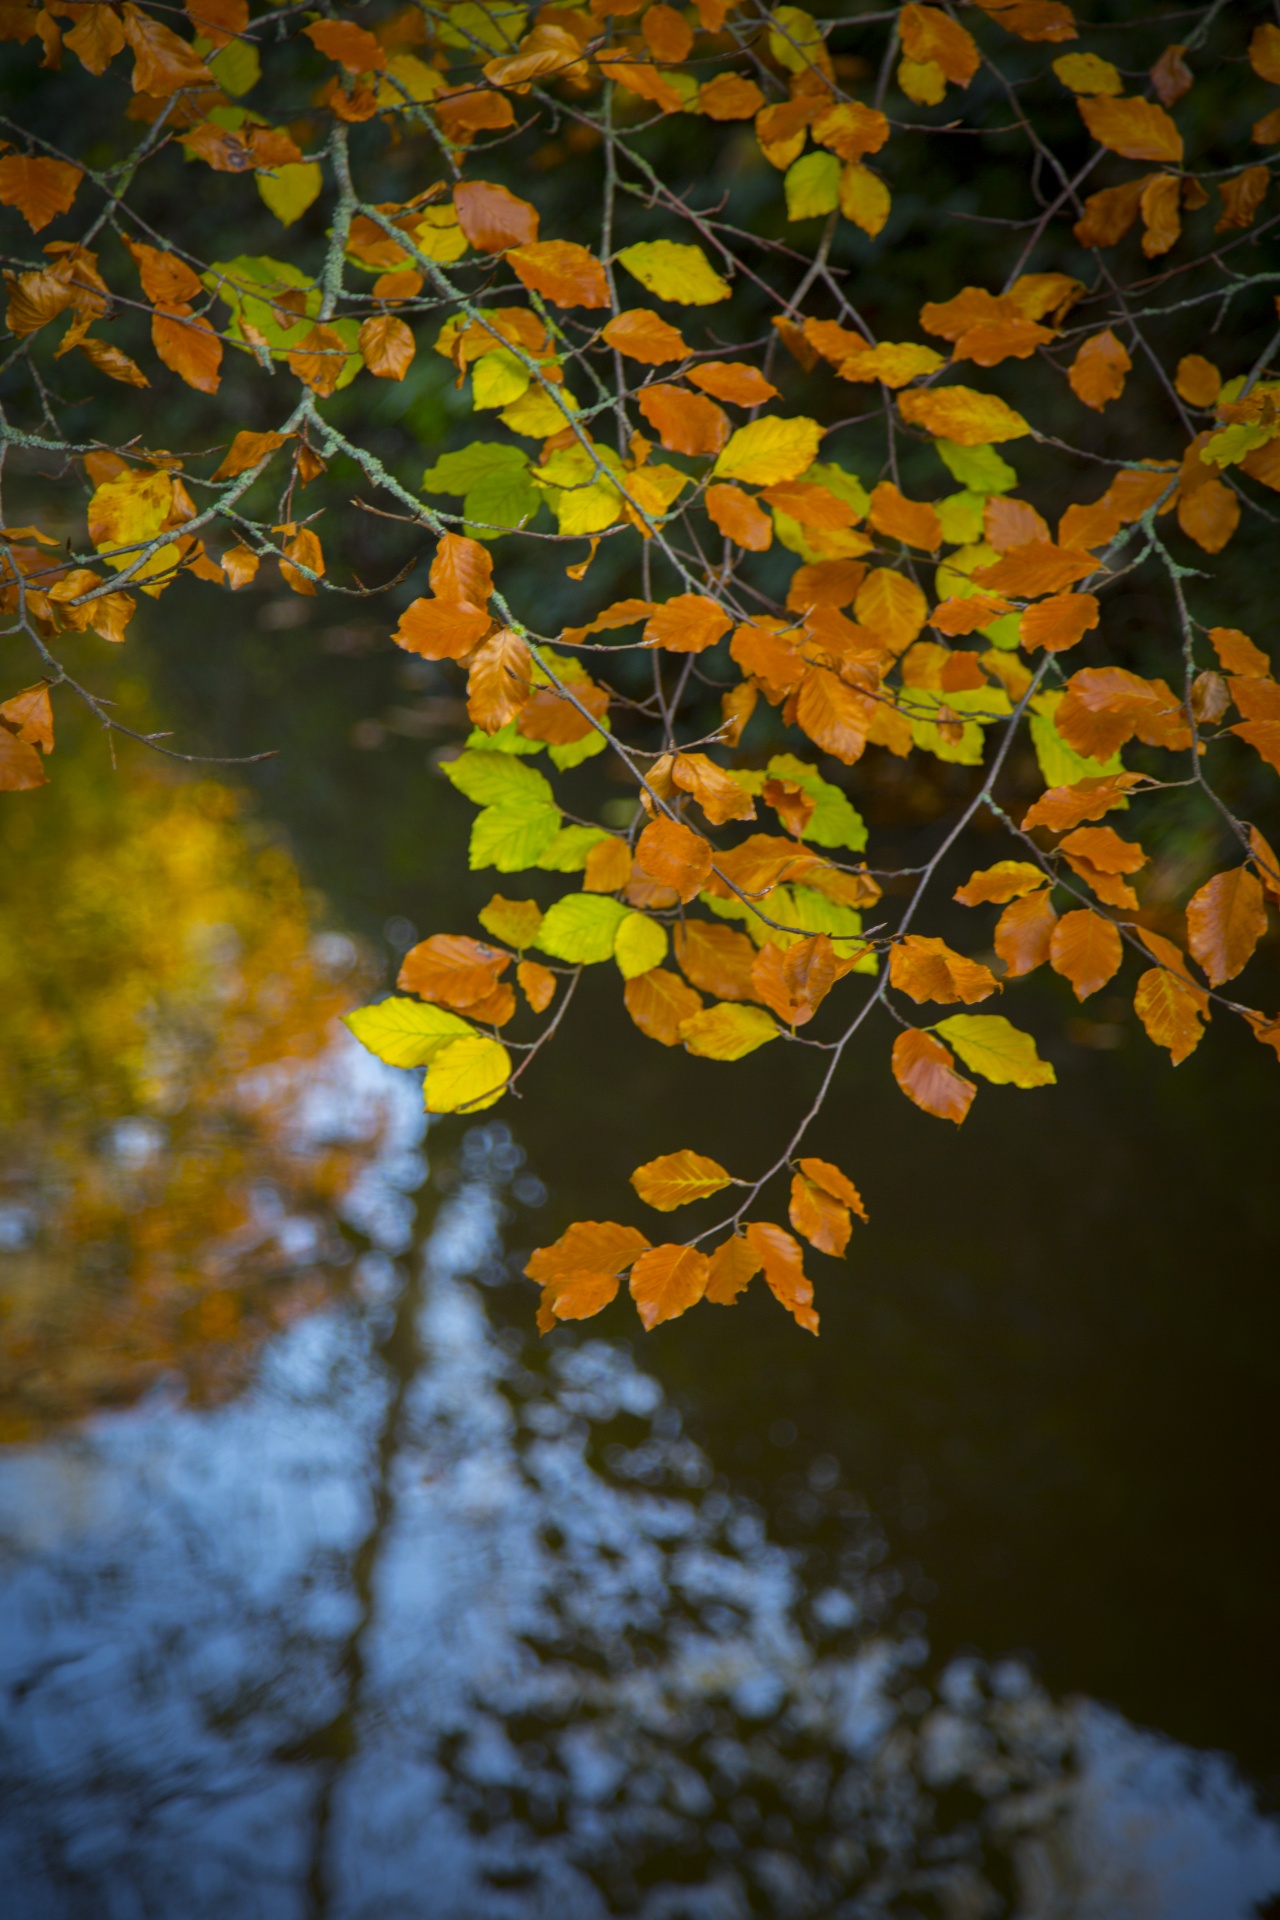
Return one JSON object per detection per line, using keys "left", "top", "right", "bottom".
{"left": 1, "top": 639, "right": 1278, "bottom": 1918}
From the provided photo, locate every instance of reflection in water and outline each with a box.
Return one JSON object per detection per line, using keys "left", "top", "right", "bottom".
{"left": 0, "top": 1074, "right": 1277, "bottom": 1919}
{"left": 0, "top": 756, "right": 385, "bottom": 1438}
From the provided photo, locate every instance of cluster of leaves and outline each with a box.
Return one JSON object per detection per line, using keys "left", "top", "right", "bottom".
{"left": 2, "top": 0, "right": 1279, "bottom": 1337}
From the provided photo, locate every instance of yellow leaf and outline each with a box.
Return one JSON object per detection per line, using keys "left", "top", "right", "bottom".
{"left": 615, "top": 240, "right": 731, "bottom": 306}
{"left": 933, "top": 1013, "right": 1057, "bottom": 1087}
{"left": 839, "top": 163, "right": 891, "bottom": 237}
{"left": 630, "top": 1149, "right": 733, "bottom": 1210}
{"left": 713, "top": 416, "right": 823, "bottom": 485}
{"left": 614, "top": 910, "right": 669, "bottom": 979}
{"left": 679, "top": 1001, "right": 780, "bottom": 1059}
{"left": 1052, "top": 52, "right": 1122, "bottom": 95}
{"left": 478, "top": 895, "right": 543, "bottom": 949}
{"left": 423, "top": 1033, "right": 511, "bottom": 1112}
{"left": 343, "top": 998, "right": 474, "bottom": 1067}
{"left": 256, "top": 161, "right": 323, "bottom": 227}
{"left": 898, "top": 386, "right": 1033, "bottom": 446}
{"left": 785, "top": 151, "right": 841, "bottom": 221}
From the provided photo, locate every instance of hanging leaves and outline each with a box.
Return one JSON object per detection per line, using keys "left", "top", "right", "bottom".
{"left": 1185, "top": 868, "right": 1267, "bottom": 985}
{"left": 891, "top": 1028, "right": 976, "bottom": 1124}
{"left": 631, "top": 1150, "right": 734, "bottom": 1210}
{"left": 1049, "top": 909, "right": 1123, "bottom": 1000}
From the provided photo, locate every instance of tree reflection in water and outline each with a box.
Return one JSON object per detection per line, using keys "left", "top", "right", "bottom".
{"left": 1, "top": 1099, "right": 1278, "bottom": 1920}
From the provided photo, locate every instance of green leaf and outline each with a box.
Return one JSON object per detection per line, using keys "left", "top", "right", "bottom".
{"left": 209, "top": 36, "right": 261, "bottom": 95}
{"left": 256, "top": 162, "right": 322, "bottom": 228}
{"left": 343, "top": 998, "right": 474, "bottom": 1067}
{"left": 788, "top": 887, "right": 878, "bottom": 971}
{"left": 905, "top": 686, "right": 1011, "bottom": 766}
{"left": 442, "top": 748, "right": 554, "bottom": 808}
{"left": 464, "top": 465, "right": 542, "bottom": 539}
{"left": 422, "top": 443, "right": 530, "bottom": 495}
{"left": 615, "top": 240, "right": 732, "bottom": 306}
{"left": 471, "top": 348, "right": 530, "bottom": 409}
{"left": 424, "top": 1034, "right": 511, "bottom": 1113}
{"left": 537, "top": 893, "right": 629, "bottom": 963}
{"left": 933, "top": 1014, "right": 1056, "bottom": 1088}
{"left": 765, "top": 753, "right": 867, "bottom": 851}
{"left": 936, "top": 489, "right": 986, "bottom": 546}
{"left": 548, "top": 724, "right": 608, "bottom": 772}
{"left": 465, "top": 721, "right": 545, "bottom": 755}
{"left": 614, "top": 911, "right": 668, "bottom": 979}
{"left": 470, "top": 800, "right": 562, "bottom": 871}
{"left": 1029, "top": 690, "right": 1125, "bottom": 787}
{"left": 439, "top": 1, "right": 528, "bottom": 53}
{"left": 785, "top": 150, "right": 841, "bottom": 221}
{"left": 933, "top": 440, "right": 1017, "bottom": 494}
{"left": 534, "top": 825, "right": 611, "bottom": 870}
{"left": 768, "top": 5, "right": 825, "bottom": 74}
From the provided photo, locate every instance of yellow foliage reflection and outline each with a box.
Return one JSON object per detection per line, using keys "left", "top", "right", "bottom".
{"left": 0, "top": 746, "right": 380, "bottom": 1439}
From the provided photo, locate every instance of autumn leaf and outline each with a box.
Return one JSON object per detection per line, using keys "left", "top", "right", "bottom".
{"left": 713, "top": 416, "right": 823, "bottom": 485}
{"left": 899, "top": 5, "right": 979, "bottom": 85}
{"left": 689, "top": 361, "right": 779, "bottom": 407}
{"left": 616, "top": 240, "right": 731, "bottom": 305}
{"left": 0, "top": 682, "right": 54, "bottom": 753}
{"left": 868, "top": 482, "right": 941, "bottom": 551}
{"left": 744, "top": 1220, "right": 818, "bottom": 1333}
{"left": 889, "top": 935, "right": 999, "bottom": 1005}
{"left": 602, "top": 308, "right": 688, "bottom": 364}
{"left": 1078, "top": 95, "right": 1184, "bottom": 165}
{"left": 1021, "top": 771, "right": 1147, "bottom": 832}
{"left": 212, "top": 430, "right": 292, "bottom": 481}
{"left": 399, "top": 933, "right": 510, "bottom": 1009}
{"left": 671, "top": 752, "right": 756, "bottom": 824}
{"left": 679, "top": 1002, "right": 779, "bottom": 1060}
{"left": 424, "top": 1034, "right": 511, "bottom": 1113}
{"left": 631, "top": 1150, "right": 733, "bottom": 1210}
{"left": 891, "top": 1028, "right": 975, "bottom": 1124}
{"left": 452, "top": 180, "right": 539, "bottom": 252}
{"left": 706, "top": 484, "right": 774, "bottom": 551}
{"left": 359, "top": 314, "right": 415, "bottom": 380}
{"left": 642, "top": 595, "right": 732, "bottom": 654}
{"left": 394, "top": 598, "right": 491, "bottom": 660}
{"left": 1049, "top": 908, "right": 1123, "bottom": 1000}
{"left": 479, "top": 895, "right": 543, "bottom": 949}
{"left": 0, "top": 155, "right": 82, "bottom": 233}
{"left": 624, "top": 967, "right": 703, "bottom": 1045}
{"left": 673, "top": 920, "right": 761, "bottom": 1001}
{"left": 1185, "top": 868, "right": 1267, "bottom": 985}
{"left": 1068, "top": 330, "right": 1131, "bottom": 410}
{"left": 627, "top": 1244, "right": 710, "bottom": 1329}
{"left": 527, "top": 1220, "right": 651, "bottom": 1323}
{"left": 152, "top": 311, "right": 223, "bottom": 393}
{"left": 517, "top": 960, "right": 557, "bottom": 1012}
{"left": 1020, "top": 591, "right": 1099, "bottom": 652}
{"left": 994, "top": 889, "right": 1059, "bottom": 976}
{"left": 121, "top": 4, "right": 212, "bottom": 94}
{"left": 955, "top": 861, "right": 1047, "bottom": 906}
{"left": 898, "top": 387, "right": 1032, "bottom": 445}
{"left": 508, "top": 240, "right": 610, "bottom": 308}
{"left": 705, "top": 1234, "right": 763, "bottom": 1304}
{"left": 467, "top": 629, "right": 531, "bottom": 733}
{"left": 933, "top": 1013, "right": 1056, "bottom": 1087}
{"left": 1134, "top": 966, "right": 1206, "bottom": 1064}
{"left": 343, "top": 998, "right": 474, "bottom": 1068}
{"left": 636, "top": 816, "right": 713, "bottom": 901}
{"left": 0, "top": 727, "right": 47, "bottom": 791}
{"left": 789, "top": 1170, "right": 853, "bottom": 1256}
{"left": 637, "top": 385, "right": 730, "bottom": 458}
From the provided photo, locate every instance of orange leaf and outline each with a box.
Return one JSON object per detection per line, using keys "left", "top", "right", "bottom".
{"left": 1134, "top": 966, "right": 1205, "bottom": 1064}
{"left": 221, "top": 546, "right": 259, "bottom": 590}
{"left": 358, "top": 313, "right": 415, "bottom": 380}
{"left": 1139, "top": 171, "right": 1182, "bottom": 257}
{"left": 994, "top": 889, "right": 1059, "bottom": 974}
{"left": 744, "top": 1221, "right": 818, "bottom": 1333}
{"left": 1058, "top": 825, "right": 1145, "bottom": 874}
{"left": 1019, "top": 590, "right": 1099, "bottom": 652}
{"left": 760, "top": 480, "right": 858, "bottom": 532}
{"left": 393, "top": 598, "right": 490, "bottom": 660}
{"left": 636, "top": 817, "right": 714, "bottom": 902}
{"left": 434, "top": 86, "right": 516, "bottom": 141}
{"left": 891, "top": 1028, "right": 975, "bottom": 1124}
{"left": 1057, "top": 666, "right": 1190, "bottom": 758}
{"left": 431, "top": 532, "right": 493, "bottom": 609}
{"left": 854, "top": 569, "right": 927, "bottom": 650}
{"left": 184, "top": 0, "right": 247, "bottom": 48}
{"left": 562, "top": 597, "right": 652, "bottom": 644}
{"left": 601, "top": 308, "right": 688, "bottom": 364}
{"left": 867, "top": 482, "right": 941, "bottom": 551}
{"left": 517, "top": 959, "right": 557, "bottom": 1013}
{"left": 751, "top": 934, "right": 846, "bottom": 1028}
{"left": 452, "top": 180, "right": 539, "bottom": 252}
{"left": 518, "top": 678, "right": 609, "bottom": 747}
{"left": 152, "top": 310, "right": 222, "bottom": 393}
{"left": 481, "top": 896, "right": 543, "bottom": 949}
{"left": 1234, "top": 718, "right": 1280, "bottom": 776}
{"left": 527, "top": 1219, "right": 651, "bottom": 1324}
{"left": 631, "top": 1149, "right": 732, "bottom": 1211}
{"left": 64, "top": 5, "right": 127, "bottom": 74}
{"left": 279, "top": 526, "right": 323, "bottom": 596}
{"left": 637, "top": 384, "right": 730, "bottom": 457}
{"left": 399, "top": 933, "right": 510, "bottom": 1009}
{"left": 688, "top": 361, "right": 779, "bottom": 406}
{"left": 955, "top": 860, "right": 1047, "bottom": 906}
{"left": 672, "top": 751, "right": 756, "bottom": 825}
{"left": 0, "top": 727, "right": 46, "bottom": 791}
{"left": 303, "top": 17, "right": 386, "bottom": 71}
{"left": 952, "top": 316, "right": 1055, "bottom": 367}
{"left": 787, "top": 558, "right": 868, "bottom": 610}
{"left": 1068, "top": 329, "right": 1131, "bottom": 410}
{"left": 212, "top": 430, "right": 291, "bottom": 481}
{"left": 700, "top": 72, "right": 766, "bottom": 120}
{"left": 1078, "top": 94, "right": 1183, "bottom": 164}
{"left": 507, "top": 240, "right": 610, "bottom": 309}
{"left": 1073, "top": 176, "right": 1149, "bottom": 249}
{"left": 629, "top": 1244, "right": 711, "bottom": 1329}
{"left": 0, "top": 154, "right": 81, "bottom": 232}
{"left": 1209, "top": 627, "right": 1270, "bottom": 677}
{"left": 673, "top": 920, "right": 761, "bottom": 1001}
{"left": 466, "top": 629, "right": 531, "bottom": 733}
{"left": 0, "top": 682, "right": 53, "bottom": 751}
{"left": 583, "top": 836, "right": 632, "bottom": 893}
{"left": 643, "top": 1, "right": 693, "bottom": 61}
{"left": 1049, "top": 908, "right": 1123, "bottom": 999}
{"left": 704, "top": 1233, "right": 764, "bottom": 1304}
{"left": 286, "top": 323, "right": 350, "bottom": 397}
{"left": 706, "top": 484, "right": 773, "bottom": 551}
{"left": 709, "top": 833, "right": 825, "bottom": 900}
{"left": 763, "top": 777, "right": 816, "bottom": 838}
{"left": 1021, "top": 771, "right": 1147, "bottom": 832}
{"left": 730, "top": 620, "right": 805, "bottom": 700}
{"left": 789, "top": 1172, "right": 852, "bottom": 1257}
{"left": 796, "top": 1155, "right": 867, "bottom": 1219}
{"left": 1150, "top": 42, "right": 1192, "bottom": 105}
{"left": 121, "top": 3, "right": 212, "bottom": 93}
{"left": 1186, "top": 867, "right": 1267, "bottom": 986}
{"left": 984, "top": 496, "right": 1050, "bottom": 551}
{"left": 624, "top": 967, "right": 704, "bottom": 1045}
{"left": 931, "top": 592, "right": 1013, "bottom": 636}
{"left": 76, "top": 337, "right": 151, "bottom": 388}
{"left": 643, "top": 593, "right": 731, "bottom": 654}
{"left": 889, "top": 935, "right": 999, "bottom": 1005}
{"left": 795, "top": 666, "right": 873, "bottom": 765}
{"left": 899, "top": 3, "right": 979, "bottom": 83}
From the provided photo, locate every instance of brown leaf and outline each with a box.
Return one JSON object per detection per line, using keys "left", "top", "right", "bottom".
{"left": 743, "top": 1221, "right": 818, "bottom": 1333}
{"left": 212, "top": 430, "right": 292, "bottom": 482}
{"left": 0, "top": 682, "right": 53, "bottom": 751}
{"left": 1073, "top": 177, "right": 1149, "bottom": 248}
{"left": 279, "top": 526, "right": 323, "bottom": 596}
{"left": 64, "top": 5, "right": 126, "bottom": 74}
{"left": 222, "top": 545, "right": 259, "bottom": 590}
{"left": 1078, "top": 94, "right": 1183, "bottom": 164}
{"left": 889, "top": 935, "right": 999, "bottom": 1005}
{"left": 1068, "top": 330, "right": 1131, "bottom": 410}
{"left": 152, "top": 310, "right": 223, "bottom": 393}
{"left": 77, "top": 336, "right": 151, "bottom": 387}
{"left": 1249, "top": 827, "right": 1280, "bottom": 907}
{"left": 466, "top": 629, "right": 531, "bottom": 733}
{"left": 636, "top": 817, "right": 713, "bottom": 903}
{"left": 399, "top": 933, "right": 510, "bottom": 1009}
{"left": 1150, "top": 43, "right": 1192, "bottom": 106}
{"left": 751, "top": 934, "right": 843, "bottom": 1028}
{"left": 637, "top": 384, "right": 730, "bottom": 458}
{"left": 303, "top": 17, "right": 385, "bottom": 72}
{"left": 0, "top": 727, "right": 46, "bottom": 791}
{"left": 994, "top": 889, "right": 1058, "bottom": 975}
{"left": 184, "top": 0, "right": 247, "bottom": 49}
{"left": 358, "top": 313, "right": 415, "bottom": 380}
{"left": 704, "top": 1234, "right": 763, "bottom": 1304}
{"left": 286, "top": 324, "right": 350, "bottom": 397}
{"left": 601, "top": 308, "right": 688, "bottom": 364}
{"left": 1209, "top": 627, "right": 1270, "bottom": 677}
{"left": 629, "top": 1245, "right": 711, "bottom": 1329}
{"left": 0, "top": 154, "right": 81, "bottom": 232}
{"left": 507, "top": 240, "right": 610, "bottom": 309}
{"left": 121, "top": 3, "right": 212, "bottom": 94}
{"left": 891, "top": 1028, "right": 975, "bottom": 1124}
{"left": 643, "top": 594, "right": 731, "bottom": 654}
{"left": 789, "top": 1173, "right": 852, "bottom": 1257}
{"left": 518, "top": 678, "right": 609, "bottom": 747}
{"left": 1186, "top": 867, "right": 1267, "bottom": 985}
{"left": 1049, "top": 908, "right": 1123, "bottom": 1000}
{"left": 900, "top": 3, "right": 979, "bottom": 84}
{"left": 452, "top": 180, "right": 539, "bottom": 253}
{"left": 624, "top": 967, "right": 703, "bottom": 1045}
